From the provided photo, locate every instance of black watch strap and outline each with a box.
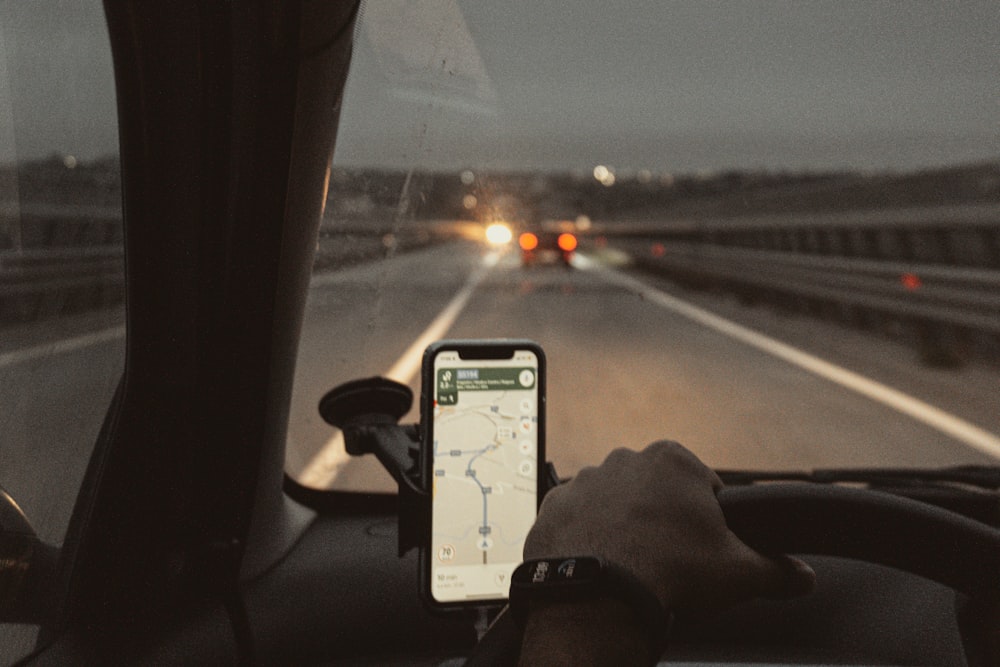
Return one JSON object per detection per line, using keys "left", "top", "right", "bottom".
{"left": 508, "top": 556, "right": 671, "bottom": 662}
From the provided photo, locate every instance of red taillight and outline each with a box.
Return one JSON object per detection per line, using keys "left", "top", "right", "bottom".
{"left": 901, "top": 273, "right": 922, "bottom": 290}
{"left": 557, "top": 233, "right": 577, "bottom": 252}
{"left": 519, "top": 232, "right": 539, "bottom": 251}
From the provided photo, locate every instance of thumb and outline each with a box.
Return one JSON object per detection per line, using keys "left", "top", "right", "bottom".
{"left": 754, "top": 554, "right": 816, "bottom": 600}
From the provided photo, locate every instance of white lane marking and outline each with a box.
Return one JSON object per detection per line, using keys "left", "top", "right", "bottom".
{"left": 575, "top": 254, "right": 1000, "bottom": 460}
{"left": 298, "top": 251, "right": 500, "bottom": 488}
{"left": 0, "top": 325, "right": 126, "bottom": 370}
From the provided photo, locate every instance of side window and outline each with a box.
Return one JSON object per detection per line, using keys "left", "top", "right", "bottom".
{"left": 1, "top": 3, "right": 123, "bottom": 661}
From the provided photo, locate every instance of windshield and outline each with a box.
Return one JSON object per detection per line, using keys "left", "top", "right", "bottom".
{"left": 286, "top": 0, "right": 1000, "bottom": 493}
{"left": 1, "top": 1, "right": 123, "bottom": 660}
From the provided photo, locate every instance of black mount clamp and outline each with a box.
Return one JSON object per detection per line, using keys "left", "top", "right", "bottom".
{"left": 319, "top": 377, "right": 425, "bottom": 557}
{"left": 318, "top": 376, "right": 560, "bottom": 558}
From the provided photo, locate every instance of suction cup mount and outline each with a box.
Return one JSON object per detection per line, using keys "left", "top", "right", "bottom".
{"left": 319, "top": 376, "right": 413, "bottom": 431}
{"left": 318, "top": 377, "right": 425, "bottom": 555}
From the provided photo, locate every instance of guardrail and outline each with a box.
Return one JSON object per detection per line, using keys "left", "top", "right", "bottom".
{"left": 592, "top": 204, "right": 1000, "bottom": 365}
{"left": 312, "top": 218, "right": 480, "bottom": 271}
{"left": 5, "top": 198, "right": 997, "bottom": 366}
{"left": 0, "top": 246, "right": 125, "bottom": 322}
{"left": 1, "top": 202, "right": 125, "bottom": 322}
{"left": 0, "top": 213, "right": 478, "bottom": 324}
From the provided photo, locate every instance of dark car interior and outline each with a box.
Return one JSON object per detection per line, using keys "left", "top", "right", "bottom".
{"left": 2, "top": 2, "right": 999, "bottom": 665}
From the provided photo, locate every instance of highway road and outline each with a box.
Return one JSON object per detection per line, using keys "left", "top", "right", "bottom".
{"left": 4, "top": 239, "right": 1000, "bottom": 544}
{"left": 287, "top": 240, "right": 1000, "bottom": 493}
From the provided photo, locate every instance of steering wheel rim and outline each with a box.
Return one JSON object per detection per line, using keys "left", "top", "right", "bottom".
{"left": 465, "top": 483, "right": 1000, "bottom": 666}
{"left": 718, "top": 483, "right": 1000, "bottom": 600}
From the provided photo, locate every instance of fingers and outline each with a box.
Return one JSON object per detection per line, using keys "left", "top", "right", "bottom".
{"left": 764, "top": 555, "right": 817, "bottom": 599}
{"left": 736, "top": 546, "right": 817, "bottom": 602}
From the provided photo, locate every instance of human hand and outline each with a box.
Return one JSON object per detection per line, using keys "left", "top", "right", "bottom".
{"left": 523, "top": 440, "right": 815, "bottom": 615}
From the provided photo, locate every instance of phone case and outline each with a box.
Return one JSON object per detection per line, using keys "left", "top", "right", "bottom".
{"left": 419, "top": 339, "right": 546, "bottom": 610}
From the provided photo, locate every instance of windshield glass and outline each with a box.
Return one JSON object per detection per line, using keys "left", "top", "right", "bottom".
{"left": 1, "top": 1, "right": 123, "bottom": 660}
{"left": 287, "top": 0, "right": 1000, "bottom": 493}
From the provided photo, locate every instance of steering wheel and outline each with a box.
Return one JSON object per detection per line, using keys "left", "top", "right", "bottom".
{"left": 465, "top": 483, "right": 1000, "bottom": 666}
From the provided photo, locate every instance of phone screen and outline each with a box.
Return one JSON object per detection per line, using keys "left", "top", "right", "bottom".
{"left": 425, "top": 343, "right": 543, "bottom": 605}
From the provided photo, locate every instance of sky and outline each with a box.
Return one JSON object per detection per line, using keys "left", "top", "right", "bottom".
{"left": 1, "top": 1, "right": 998, "bottom": 173}
{"left": 0, "top": 1, "right": 118, "bottom": 165}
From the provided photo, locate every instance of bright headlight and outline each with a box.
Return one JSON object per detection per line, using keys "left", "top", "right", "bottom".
{"left": 485, "top": 223, "right": 513, "bottom": 245}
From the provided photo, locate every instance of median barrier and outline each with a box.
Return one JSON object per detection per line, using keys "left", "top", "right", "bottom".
{"left": 594, "top": 204, "right": 1000, "bottom": 365}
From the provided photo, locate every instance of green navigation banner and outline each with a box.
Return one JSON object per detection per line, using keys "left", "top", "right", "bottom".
{"left": 436, "top": 367, "right": 535, "bottom": 406}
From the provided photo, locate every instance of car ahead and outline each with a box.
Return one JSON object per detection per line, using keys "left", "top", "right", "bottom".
{"left": 517, "top": 221, "right": 579, "bottom": 267}
{"left": 2, "top": 2, "right": 999, "bottom": 666}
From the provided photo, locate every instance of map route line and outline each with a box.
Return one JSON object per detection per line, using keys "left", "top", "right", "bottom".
{"left": 466, "top": 443, "right": 498, "bottom": 564}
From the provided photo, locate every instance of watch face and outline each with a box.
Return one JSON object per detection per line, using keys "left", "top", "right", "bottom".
{"left": 513, "top": 557, "right": 603, "bottom": 586}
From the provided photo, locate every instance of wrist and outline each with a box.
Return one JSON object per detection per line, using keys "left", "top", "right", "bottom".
{"left": 519, "top": 597, "right": 656, "bottom": 666}
{"left": 509, "top": 557, "right": 671, "bottom": 665}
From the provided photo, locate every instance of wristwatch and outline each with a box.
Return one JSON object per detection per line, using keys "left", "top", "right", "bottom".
{"left": 508, "top": 556, "right": 671, "bottom": 661}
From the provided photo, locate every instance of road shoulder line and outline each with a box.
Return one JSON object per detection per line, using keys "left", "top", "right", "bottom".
{"left": 578, "top": 256, "right": 1000, "bottom": 460}
{"left": 298, "top": 252, "right": 500, "bottom": 488}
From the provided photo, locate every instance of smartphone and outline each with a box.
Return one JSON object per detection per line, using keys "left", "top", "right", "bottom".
{"left": 420, "top": 339, "right": 546, "bottom": 608}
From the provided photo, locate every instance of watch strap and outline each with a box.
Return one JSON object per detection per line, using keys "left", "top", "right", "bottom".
{"left": 509, "top": 556, "right": 671, "bottom": 662}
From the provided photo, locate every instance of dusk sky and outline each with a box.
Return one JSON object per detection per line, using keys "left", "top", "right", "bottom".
{"left": 0, "top": 2, "right": 117, "bottom": 165}
{"left": 2, "top": 1, "right": 998, "bottom": 173}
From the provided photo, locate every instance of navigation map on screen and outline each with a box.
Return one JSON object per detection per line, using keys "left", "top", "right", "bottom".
{"left": 430, "top": 349, "right": 539, "bottom": 602}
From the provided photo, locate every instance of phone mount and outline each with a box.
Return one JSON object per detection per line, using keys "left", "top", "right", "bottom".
{"left": 318, "top": 376, "right": 560, "bottom": 558}
{"left": 319, "top": 377, "right": 425, "bottom": 557}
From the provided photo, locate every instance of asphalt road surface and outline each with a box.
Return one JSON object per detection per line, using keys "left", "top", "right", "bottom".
{"left": 286, "top": 241, "right": 1000, "bottom": 493}
{"left": 4, "top": 239, "right": 1000, "bottom": 540}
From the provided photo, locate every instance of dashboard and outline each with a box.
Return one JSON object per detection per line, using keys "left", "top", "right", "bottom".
{"left": 244, "top": 503, "right": 985, "bottom": 666}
